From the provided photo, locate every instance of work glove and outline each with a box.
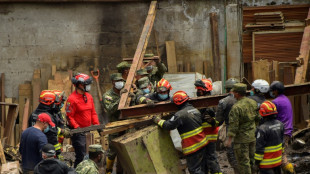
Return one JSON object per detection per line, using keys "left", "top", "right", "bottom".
{"left": 152, "top": 116, "right": 161, "bottom": 124}
{"left": 57, "top": 154, "right": 64, "bottom": 161}
{"left": 120, "top": 88, "right": 128, "bottom": 95}
{"left": 146, "top": 100, "right": 155, "bottom": 107}
{"left": 62, "top": 128, "right": 71, "bottom": 138}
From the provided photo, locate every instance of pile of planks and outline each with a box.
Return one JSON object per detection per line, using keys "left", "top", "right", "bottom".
{"left": 245, "top": 11, "right": 284, "bottom": 31}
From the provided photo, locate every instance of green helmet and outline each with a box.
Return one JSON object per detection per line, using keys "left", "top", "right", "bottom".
{"left": 225, "top": 78, "right": 240, "bottom": 89}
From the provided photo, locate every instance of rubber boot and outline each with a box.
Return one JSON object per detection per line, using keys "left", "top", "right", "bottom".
{"left": 283, "top": 163, "right": 295, "bottom": 174}
{"left": 106, "top": 157, "right": 115, "bottom": 174}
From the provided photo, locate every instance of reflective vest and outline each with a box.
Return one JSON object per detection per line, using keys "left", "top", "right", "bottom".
{"left": 254, "top": 143, "right": 282, "bottom": 168}
{"left": 180, "top": 126, "right": 208, "bottom": 155}
{"left": 202, "top": 122, "right": 219, "bottom": 143}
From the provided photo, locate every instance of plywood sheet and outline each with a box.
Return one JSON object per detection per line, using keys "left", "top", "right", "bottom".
{"left": 165, "top": 41, "right": 177, "bottom": 73}
{"left": 252, "top": 59, "right": 271, "bottom": 83}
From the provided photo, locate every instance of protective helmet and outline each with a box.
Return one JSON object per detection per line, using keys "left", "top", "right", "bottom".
{"left": 173, "top": 91, "right": 189, "bottom": 105}
{"left": 194, "top": 79, "right": 212, "bottom": 92}
{"left": 259, "top": 101, "right": 278, "bottom": 117}
{"left": 225, "top": 78, "right": 240, "bottom": 89}
{"left": 71, "top": 73, "right": 93, "bottom": 86}
{"left": 270, "top": 81, "right": 285, "bottom": 94}
{"left": 252, "top": 79, "right": 270, "bottom": 93}
{"left": 52, "top": 90, "right": 66, "bottom": 105}
{"left": 39, "top": 90, "right": 56, "bottom": 106}
{"left": 157, "top": 78, "right": 172, "bottom": 92}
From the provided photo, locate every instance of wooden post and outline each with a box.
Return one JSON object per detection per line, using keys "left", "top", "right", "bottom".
{"left": 0, "top": 140, "right": 6, "bottom": 164}
{"left": 166, "top": 41, "right": 177, "bottom": 73}
{"left": 32, "top": 69, "right": 41, "bottom": 109}
{"left": 1, "top": 103, "right": 19, "bottom": 145}
{"left": 210, "top": 12, "right": 221, "bottom": 81}
{"left": 1, "top": 73, "right": 5, "bottom": 128}
{"left": 22, "top": 98, "right": 30, "bottom": 131}
{"left": 118, "top": 1, "right": 157, "bottom": 111}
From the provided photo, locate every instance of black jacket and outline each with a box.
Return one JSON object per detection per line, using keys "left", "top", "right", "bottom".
{"left": 248, "top": 94, "right": 266, "bottom": 108}
{"left": 34, "top": 158, "right": 76, "bottom": 174}
{"left": 215, "top": 94, "right": 236, "bottom": 125}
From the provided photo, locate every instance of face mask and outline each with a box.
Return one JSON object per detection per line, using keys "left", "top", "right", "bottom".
{"left": 146, "top": 65, "right": 153, "bottom": 71}
{"left": 85, "top": 85, "right": 91, "bottom": 92}
{"left": 143, "top": 88, "right": 150, "bottom": 94}
{"left": 250, "top": 91, "right": 254, "bottom": 96}
{"left": 44, "top": 126, "right": 50, "bottom": 133}
{"left": 158, "top": 93, "right": 168, "bottom": 100}
{"left": 115, "top": 81, "right": 124, "bottom": 90}
{"left": 269, "top": 91, "right": 275, "bottom": 98}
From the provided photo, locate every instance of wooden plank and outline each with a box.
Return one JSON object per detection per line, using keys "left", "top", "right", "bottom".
{"left": 32, "top": 69, "right": 41, "bottom": 109}
{"left": 226, "top": 4, "right": 241, "bottom": 79}
{"left": 185, "top": 62, "right": 191, "bottom": 72}
{"left": 2, "top": 104, "right": 19, "bottom": 145}
{"left": 18, "top": 83, "right": 32, "bottom": 133}
{"left": 177, "top": 60, "right": 183, "bottom": 72}
{"left": 52, "top": 65, "right": 56, "bottom": 77}
{"left": 166, "top": 41, "right": 177, "bottom": 73}
{"left": 118, "top": 1, "right": 157, "bottom": 110}
{"left": 252, "top": 59, "right": 271, "bottom": 83}
{"left": 1, "top": 73, "right": 4, "bottom": 128}
{"left": 295, "top": 8, "right": 310, "bottom": 84}
{"left": 22, "top": 98, "right": 30, "bottom": 131}
{"left": 112, "top": 125, "right": 181, "bottom": 174}
{"left": 0, "top": 140, "right": 6, "bottom": 164}
{"left": 283, "top": 66, "right": 295, "bottom": 85}
{"left": 210, "top": 12, "right": 220, "bottom": 81}
{"left": 4, "top": 98, "right": 12, "bottom": 124}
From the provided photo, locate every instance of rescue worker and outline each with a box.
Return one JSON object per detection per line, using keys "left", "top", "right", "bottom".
{"left": 102, "top": 73, "right": 126, "bottom": 174}
{"left": 153, "top": 91, "right": 207, "bottom": 174}
{"left": 194, "top": 79, "right": 222, "bottom": 174}
{"left": 135, "top": 68, "right": 149, "bottom": 82}
{"left": 248, "top": 79, "right": 270, "bottom": 107}
{"left": 145, "top": 78, "right": 172, "bottom": 102}
{"left": 34, "top": 143, "right": 75, "bottom": 174}
{"left": 20, "top": 113, "right": 53, "bottom": 173}
{"left": 116, "top": 61, "right": 131, "bottom": 80}
{"left": 146, "top": 58, "right": 167, "bottom": 84}
{"left": 135, "top": 77, "right": 155, "bottom": 106}
{"left": 224, "top": 83, "right": 259, "bottom": 174}
{"left": 215, "top": 78, "right": 239, "bottom": 173}
{"left": 254, "top": 101, "right": 284, "bottom": 174}
{"left": 269, "top": 81, "right": 295, "bottom": 174}
{"left": 28, "top": 90, "right": 62, "bottom": 157}
{"left": 76, "top": 144, "right": 105, "bottom": 174}
{"left": 66, "top": 73, "right": 100, "bottom": 167}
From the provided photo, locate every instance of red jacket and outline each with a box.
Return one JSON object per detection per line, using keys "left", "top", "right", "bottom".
{"left": 66, "top": 91, "right": 99, "bottom": 128}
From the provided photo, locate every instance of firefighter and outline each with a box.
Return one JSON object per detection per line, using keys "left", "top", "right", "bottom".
{"left": 194, "top": 79, "right": 222, "bottom": 174}
{"left": 152, "top": 91, "right": 207, "bottom": 174}
{"left": 66, "top": 73, "right": 100, "bottom": 167}
{"left": 269, "top": 81, "right": 295, "bottom": 174}
{"left": 254, "top": 101, "right": 284, "bottom": 174}
{"left": 116, "top": 61, "right": 131, "bottom": 80}
{"left": 28, "top": 90, "right": 62, "bottom": 157}
{"left": 145, "top": 78, "right": 172, "bottom": 102}
{"left": 248, "top": 79, "right": 270, "bottom": 107}
{"left": 215, "top": 78, "right": 239, "bottom": 173}
{"left": 224, "top": 83, "right": 259, "bottom": 174}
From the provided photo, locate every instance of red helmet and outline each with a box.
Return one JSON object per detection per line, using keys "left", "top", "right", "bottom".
{"left": 39, "top": 90, "right": 56, "bottom": 105}
{"left": 173, "top": 91, "right": 189, "bottom": 105}
{"left": 71, "top": 73, "right": 93, "bottom": 86}
{"left": 157, "top": 78, "right": 172, "bottom": 92}
{"left": 194, "top": 79, "right": 212, "bottom": 92}
{"left": 259, "top": 101, "right": 278, "bottom": 117}
{"left": 52, "top": 90, "right": 66, "bottom": 105}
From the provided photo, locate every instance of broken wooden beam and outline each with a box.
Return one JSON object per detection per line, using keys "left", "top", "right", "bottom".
{"left": 1, "top": 102, "right": 19, "bottom": 145}
{"left": 111, "top": 125, "right": 181, "bottom": 174}
{"left": 118, "top": 1, "right": 157, "bottom": 110}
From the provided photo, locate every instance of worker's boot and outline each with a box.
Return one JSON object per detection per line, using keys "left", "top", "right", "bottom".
{"left": 106, "top": 157, "right": 115, "bottom": 174}
{"left": 283, "top": 163, "right": 295, "bottom": 174}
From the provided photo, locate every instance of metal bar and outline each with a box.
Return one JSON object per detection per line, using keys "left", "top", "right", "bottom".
{"left": 118, "top": 1, "right": 157, "bottom": 110}
{"left": 120, "top": 82, "right": 310, "bottom": 118}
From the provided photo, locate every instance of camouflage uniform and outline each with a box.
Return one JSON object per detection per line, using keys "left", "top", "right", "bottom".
{"left": 76, "top": 144, "right": 104, "bottom": 174}
{"left": 227, "top": 83, "right": 259, "bottom": 174}
{"left": 116, "top": 61, "right": 131, "bottom": 73}
{"left": 147, "top": 61, "right": 167, "bottom": 85}
{"left": 136, "top": 68, "right": 150, "bottom": 87}
{"left": 135, "top": 77, "right": 155, "bottom": 105}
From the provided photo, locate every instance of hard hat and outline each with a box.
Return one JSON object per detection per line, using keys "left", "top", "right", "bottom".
{"left": 270, "top": 81, "right": 285, "bottom": 94}
{"left": 52, "top": 90, "right": 66, "bottom": 105}
{"left": 157, "top": 78, "right": 172, "bottom": 92}
{"left": 225, "top": 78, "right": 240, "bottom": 89}
{"left": 194, "top": 79, "right": 212, "bottom": 92}
{"left": 173, "top": 91, "right": 189, "bottom": 105}
{"left": 259, "top": 101, "right": 278, "bottom": 117}
{"left": 39, "top": 90, "right": 56, "bottom": 106}
{"left": 71, "top": 73, "right": 93, "bottom": 86}
{"left": 252, "top": 79, "right": 270, "bottom": 93}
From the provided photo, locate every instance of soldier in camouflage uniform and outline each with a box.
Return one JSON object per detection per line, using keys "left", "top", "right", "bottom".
{"left": 215, "top": 78, "right": 239, "bottom": 173}
{"left": 224, "top": 83, "right": 259, "bottom": 174}
{"left": 102, "top": 73, "right": 125, "bottom": 174}
{"left": 136, "top": 68, "right": 149, "bottom": 82}
{"left": 135, "top": 77, "right": 155, "bottom": 106}
{"left": 146, "top": 59, "right": 167, "bottom": 85}
{"left": 116, "top": 61, "right": 131, "bottom": 80}
{"left": 76, "top": 144, "right": 105, "bottom": 174}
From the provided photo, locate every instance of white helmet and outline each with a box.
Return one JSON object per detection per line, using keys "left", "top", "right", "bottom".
{"left": 252, "top": 79, "right": 269, "bottom": 93}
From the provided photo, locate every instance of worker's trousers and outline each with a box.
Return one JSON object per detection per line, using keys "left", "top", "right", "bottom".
{"left": 259, "top": 166, "right": 281, "bottom": 174}
{"left": 186, "top": 147, "right": 205, "bottom": 174}
{"left": 71, "top": 133, "right": 86, "bottom": 168}
{"left": 204, "top": 142, "right": 222, "bottom": 174}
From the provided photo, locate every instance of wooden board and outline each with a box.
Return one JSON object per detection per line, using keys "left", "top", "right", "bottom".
{"left": 1, "top": 73, "right": 4, "bottom": 128}
{"left": 1, "top": 103, "right": 19, "bottom": 145}
{"left": 32, "top": 69, "right": 41, "bottom": 109}
{"left": 0, "top": 140, "right": 6, "bottom": 164}
{"left": 165, "top": 41, "right": 177, "bottom": 73}
{"left": 283, "top": 66, "right": 295, "bottom": 85}
{"left": 18, "top": 83, "right": 32, "bottom": 132}
{"left": 210, "top": 12, "right": 221, "bottom": 81}
{"left": 22, "top": 98, "right": 30, "bottom": 131}
{"left": 226, "top": 4, "right": 241, "bottom": 79}
{"left": 252, "top": 59, "right": 271, "bottom": 83}
{"left": 112, "top": 125, "right": 181, "bottom": 174}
